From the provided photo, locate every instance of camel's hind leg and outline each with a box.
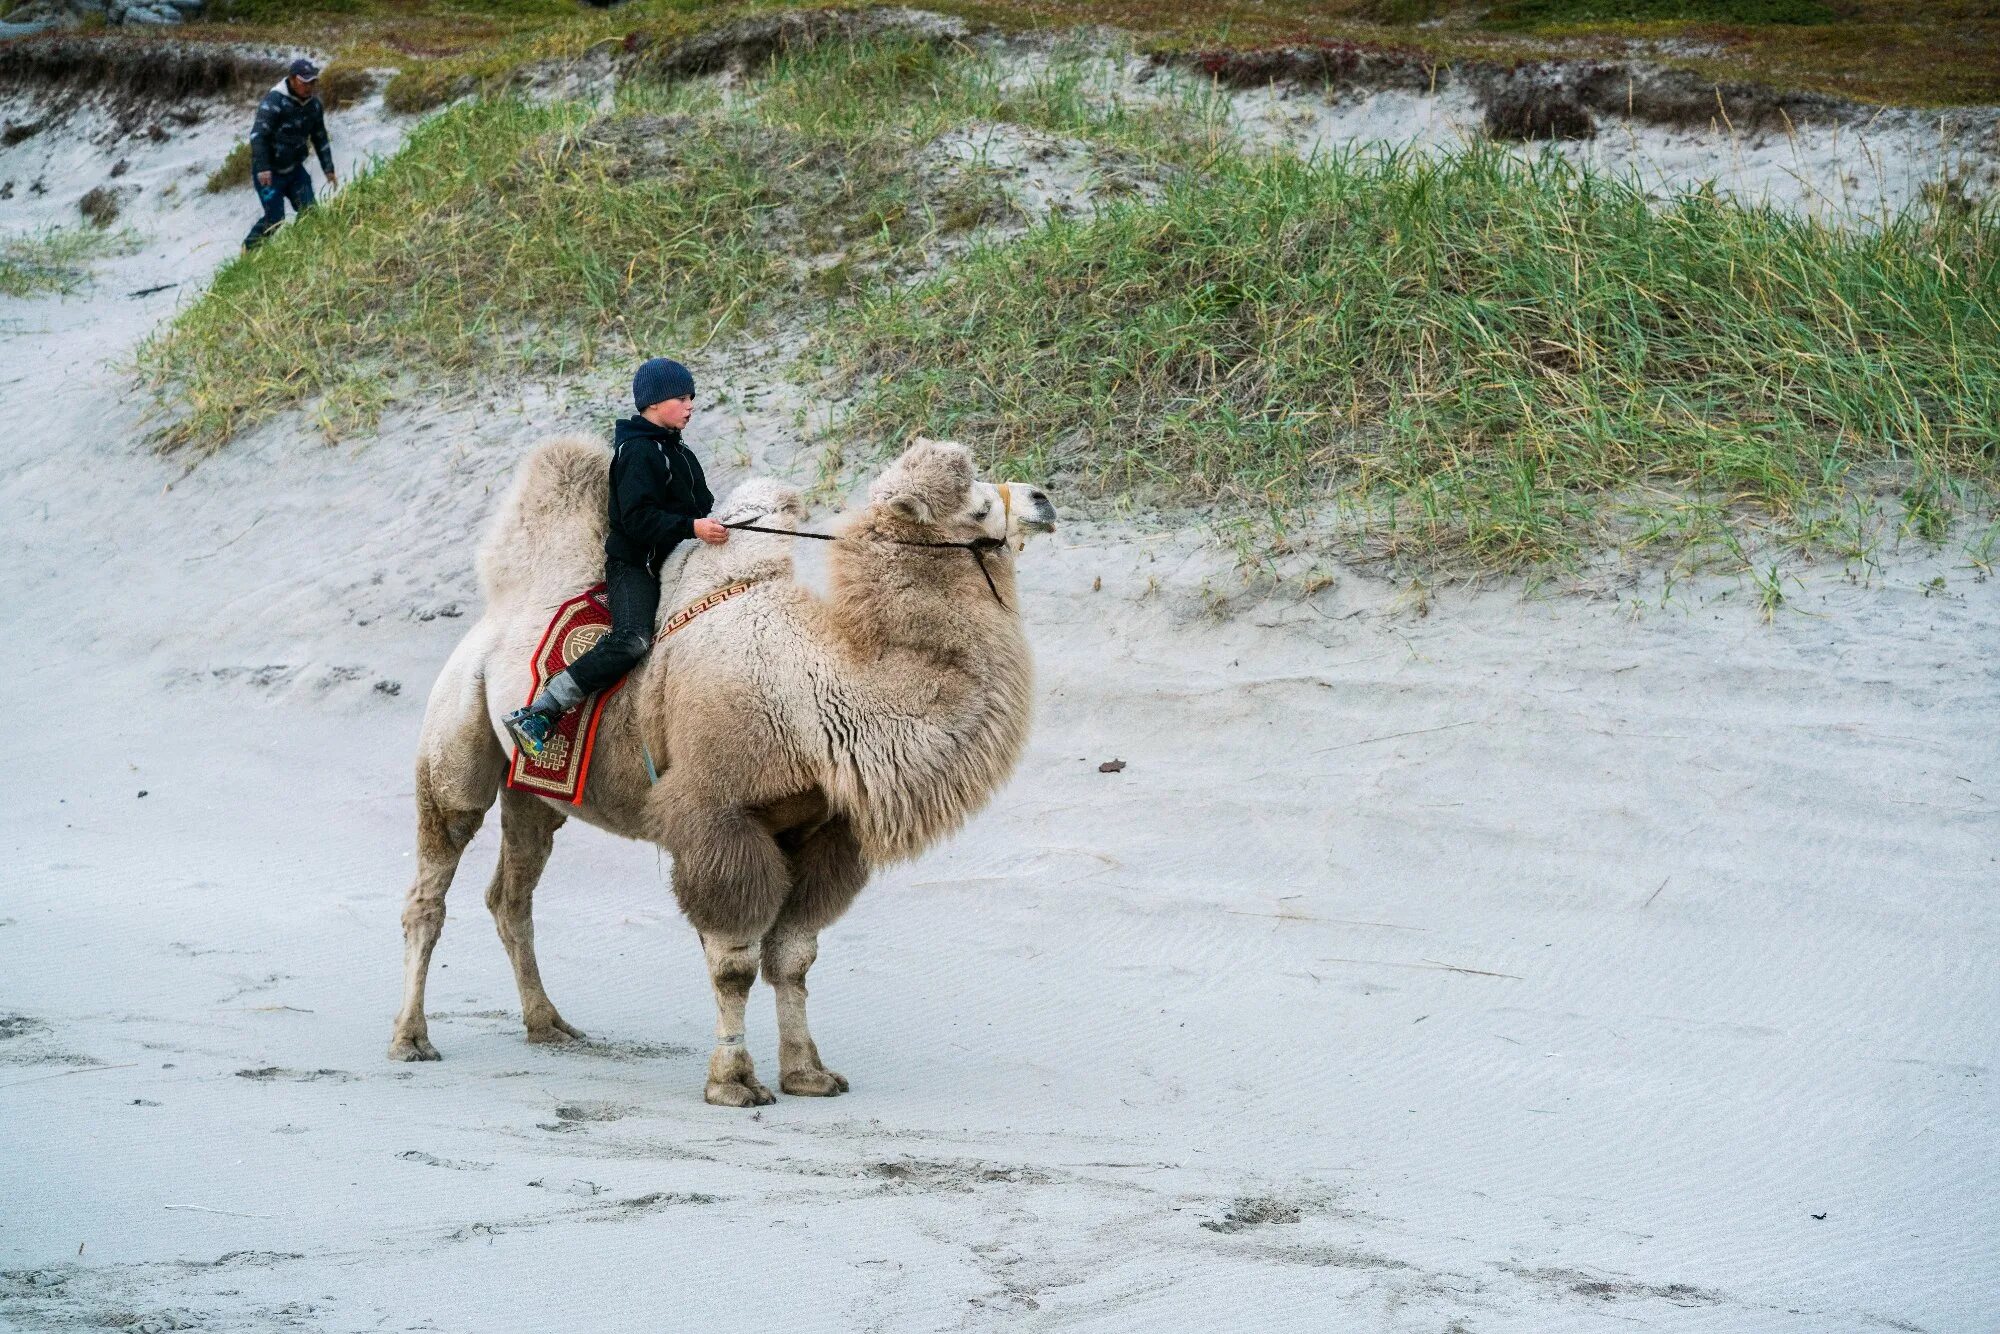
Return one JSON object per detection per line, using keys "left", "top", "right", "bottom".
{"left": 486, "top": 787, "right": 583, "bottom": 1045}
{"left": 765, "top": 816, "right": 868, "bottom": 1097}
{"left": 388, "top": 753, "right": 499, "bottom": 1061}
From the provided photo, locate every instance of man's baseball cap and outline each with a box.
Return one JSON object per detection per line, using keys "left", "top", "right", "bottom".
{"left": 288, "top": 57, "right": 322, "bottom": 81}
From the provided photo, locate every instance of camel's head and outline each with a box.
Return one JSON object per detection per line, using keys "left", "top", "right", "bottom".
{"left": 871, "top": 437, "right": 1057, "bottom": 552}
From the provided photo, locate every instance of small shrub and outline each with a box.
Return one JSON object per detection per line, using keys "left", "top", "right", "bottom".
{"left": 205, "top": 141, "right": 252, "bottom": 194}
{"left": 317, "top": 63, "right": 375, "bottom": 111}
{"left": 78, "top": 185, "right": 120, "bottom": 228}
{"left": 1484, "top": 91, "right": 1595, "bottom": 141}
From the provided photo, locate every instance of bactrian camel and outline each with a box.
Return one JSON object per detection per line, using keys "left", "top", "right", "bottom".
{"left": 387, "top": 436, "right": 1057, "bottom": 1105}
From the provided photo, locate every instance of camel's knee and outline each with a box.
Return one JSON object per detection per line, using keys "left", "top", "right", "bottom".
{"left": 761, "top": 930, "right": 816, "bottom": 988}
{"left": 704, "top": 936, "right": 762, "bottom": 995}
{"left": 483, "top": 861, "right": 539, "bottom": 937}
{"left": 401, "top": 897, "right": 445, "bottom": 937}
{"left": 415, "top": 793, "right": 485, "bottom": 863}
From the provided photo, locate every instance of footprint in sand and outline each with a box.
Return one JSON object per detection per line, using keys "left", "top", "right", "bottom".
{"left": 396, "top": 1149, "right": 493, "bottom": 1171}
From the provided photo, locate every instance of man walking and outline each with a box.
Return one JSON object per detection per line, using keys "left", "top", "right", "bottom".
{"left": 243, "top": 57, "right": 338, "bottom": 251}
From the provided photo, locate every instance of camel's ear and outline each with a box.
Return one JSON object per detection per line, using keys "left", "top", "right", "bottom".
{"left": 887, "top": 494, "right": 932, "bottom": 525}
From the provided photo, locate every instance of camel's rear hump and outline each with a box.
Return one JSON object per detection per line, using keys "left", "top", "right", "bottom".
{"left": 476, "top": 434, "right": 611, "bottom": 608}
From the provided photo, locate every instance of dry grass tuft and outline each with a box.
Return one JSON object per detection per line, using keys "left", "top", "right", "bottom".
{"left": 205, "top": 141, "right": 252, "bottom": 194}
{"left": 77, "top": 185, "right": 121, "bottom": 227}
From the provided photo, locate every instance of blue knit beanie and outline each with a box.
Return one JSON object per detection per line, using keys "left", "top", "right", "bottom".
{"left": 633, "top": 358, "right": 695, "bottom": 412}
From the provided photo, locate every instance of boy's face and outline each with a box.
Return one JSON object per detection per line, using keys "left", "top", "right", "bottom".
{"left": 644, "top": 395, "right": 694, "bottom": 430}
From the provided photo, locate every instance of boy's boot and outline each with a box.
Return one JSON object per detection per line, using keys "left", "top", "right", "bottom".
{"left": 503, "top": 670, "right": 585, "bottom": 761}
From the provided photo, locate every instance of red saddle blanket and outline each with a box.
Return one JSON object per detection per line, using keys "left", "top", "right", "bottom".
{"left": 506, "top": 577, "right": 758, "bottom": 804}
{"left": 506, "top": 584, "right": 623, "bottom": 805}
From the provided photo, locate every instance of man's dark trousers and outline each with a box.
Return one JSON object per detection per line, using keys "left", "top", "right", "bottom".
{"left": 564, "top": 558, "right": 660, "bottom": 698}
{"left": 244, "top": 166, "right": 316, "bottom": 249}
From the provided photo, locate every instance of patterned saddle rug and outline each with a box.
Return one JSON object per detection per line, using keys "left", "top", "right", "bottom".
{"left": 506, "top": 584, "right": 624, "bottom": 804}
{"left": 506, "top": 578, "right": 760, "bottom": 804}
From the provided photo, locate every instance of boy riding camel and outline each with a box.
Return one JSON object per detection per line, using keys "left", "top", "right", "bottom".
{"left": 504, "top": 358, "right": 727, "bottom": 759}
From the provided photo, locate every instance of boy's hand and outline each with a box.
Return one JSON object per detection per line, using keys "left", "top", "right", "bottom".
{"left": 693, "top": 518, "right": 729, "bottom": 545}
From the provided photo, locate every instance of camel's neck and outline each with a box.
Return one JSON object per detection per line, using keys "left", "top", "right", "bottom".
{"left": 819, "top": 516, "right": 1034, "bottom": 862}
{"left": 828, "top": 522, "right": 1021, "bottom": 670}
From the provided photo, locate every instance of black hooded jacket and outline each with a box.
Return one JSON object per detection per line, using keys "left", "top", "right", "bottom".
{"left": 248, "top": 80, "right": 335, "bottom": 178}
{"left": 605, "top": 416, "right": 714, "bottom": 573}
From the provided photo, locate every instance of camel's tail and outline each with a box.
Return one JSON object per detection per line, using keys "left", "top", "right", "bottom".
{"left": 476, "top": 433, "right": 612, "bottom": 607}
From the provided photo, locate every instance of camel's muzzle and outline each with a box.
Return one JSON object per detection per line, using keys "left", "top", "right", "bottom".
{"left": 1014, "top": 490, "right": 1057, "bottom": 534}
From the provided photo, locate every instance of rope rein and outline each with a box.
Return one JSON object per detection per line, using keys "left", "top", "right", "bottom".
{"left": 719, "top": 519, "right": 1010, "bottom": 609}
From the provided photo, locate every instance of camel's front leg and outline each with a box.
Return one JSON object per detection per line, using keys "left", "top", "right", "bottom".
{"left": 700, "top": 934, "right": 775, "bottom": 1107}
{"left": 763, "top": 924, "right": 847, "bottom": 1097}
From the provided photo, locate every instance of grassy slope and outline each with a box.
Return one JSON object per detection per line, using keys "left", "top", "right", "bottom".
{"left": 141, "top": 35, "right": 1999, "bottom": 574}
{"left": 836, "top": 147, "right": 1999, "bottom": 568}
{"left": 141, "top": 38, "right": 1217, "bottom": 447}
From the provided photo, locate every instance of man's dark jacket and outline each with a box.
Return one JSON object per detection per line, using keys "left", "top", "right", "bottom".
{"left": 249, "top": 81, "right": 335, "bottom": 178}
{"left": 606, "top": 416, "right": 714, "bottom": 573}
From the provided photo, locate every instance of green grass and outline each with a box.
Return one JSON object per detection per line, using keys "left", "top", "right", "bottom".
{"left": 830, "top": 147, "right": 2000, "bottom": 569}
{"left": 141, "top": 60, "right": 992, "bottom": 448}
{"left": 143, "top": 37, "right": 1222, "bottom": 449}
{"left": 205, "top": 141, "right": 253, "bottom": 194}
{"left": 0, "top": 226, "right": 132, "bottom": 296}
{"left": 144, "top": 31, "right": 2000, "bottom": 570}
{"left": 750, "top": 30, "right": 1229, "bottom": 155}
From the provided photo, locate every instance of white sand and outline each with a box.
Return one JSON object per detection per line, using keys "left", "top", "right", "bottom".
{"left": 2, "top": 65, "right": 1998, "bottom": 1334}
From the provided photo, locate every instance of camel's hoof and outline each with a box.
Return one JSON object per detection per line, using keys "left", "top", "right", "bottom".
{"left": 781, "top": 1068, "right": 849, "bottom": 1097}
{"left": 388, "top": 1034, "right": 439, "bottom": 1062}
{"left": 524, "top": 1017, "right": 585, "bottom": 1045}
{"left": 705, "top": 1076, "right": 776, "bottom": 1108}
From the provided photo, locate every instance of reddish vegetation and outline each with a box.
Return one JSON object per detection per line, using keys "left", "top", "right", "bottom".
{"left": 1178, "top": 38, "right": 1440, "bottom": 93}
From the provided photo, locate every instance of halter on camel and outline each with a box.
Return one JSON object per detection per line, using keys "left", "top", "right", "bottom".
{"left": 720, "top": 488, "right": 1013, "bottom": 610}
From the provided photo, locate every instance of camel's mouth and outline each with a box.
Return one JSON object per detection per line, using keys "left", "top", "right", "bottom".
{"left": 1005, "top": 484, "right": 1058, "bottom": 536}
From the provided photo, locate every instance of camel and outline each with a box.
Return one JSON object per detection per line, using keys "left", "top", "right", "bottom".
{"left": 387, "top": 435, "right": 1057, "bottom": 1105}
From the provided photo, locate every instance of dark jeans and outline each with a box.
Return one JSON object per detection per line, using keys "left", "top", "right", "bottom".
{"left": 565, "top": 557, "right": 660, "bottom": 699}
{"left": 243, "top": 166, "right": 316, "bottom": 249}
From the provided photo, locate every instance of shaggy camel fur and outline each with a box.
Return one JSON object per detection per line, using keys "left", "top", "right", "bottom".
{"left": 388, "top": 436, "right": 1056, "bottom": 1105}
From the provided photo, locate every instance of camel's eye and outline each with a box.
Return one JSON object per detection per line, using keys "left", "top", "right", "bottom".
{"left": 973, "top": 504, "right": 991, "bottom": 520}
